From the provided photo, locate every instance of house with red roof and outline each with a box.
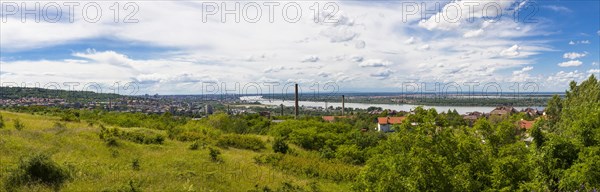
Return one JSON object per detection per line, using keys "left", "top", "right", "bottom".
{"left": 322, "top": 116, "right": 352, "bottom": 122}
{"left": 376, "top": 116, "right": 406, "bottom": 132}
{"left": 518, "top": 119, "right": 535, "bottom": 130}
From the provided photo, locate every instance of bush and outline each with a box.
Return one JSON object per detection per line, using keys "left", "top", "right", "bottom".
{"left": 208, "top": 147, "right": 222, "bottom": 162}
{"left": 0, "top": 113, "right": 4, "bottom": 128}
{"left": 216, "top": 134, "right": 266, "bottom": 151}
{"left": 14, "top": 118, "right": 24, "bottom": 130}
{"left": 189, "top": 140, "right": 203, "bottom": 150}
{"left": 100, "top": 126, "right": 165, "bottom": 145}
{"left": 132, "top": 159, "right": 140, "bottom": 171}
{"left": 5, "top": 153, "right": 71, "bottom": 191}
{"left": 272, "top": 137, "right": 289, "bottom": 154}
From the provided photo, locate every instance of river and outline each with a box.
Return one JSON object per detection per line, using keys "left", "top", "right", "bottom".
{"left": 240, "top": 96, "right": 544, "bottom": 114}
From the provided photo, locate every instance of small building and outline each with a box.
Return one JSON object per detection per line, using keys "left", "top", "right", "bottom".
{"left": 518, "top": 119, "right": 535, "bottom": 130}
{"left": 322, "top": 116, "right": 351, "bottom": 122}
{"left": 376, "top": 116, "right": 406, "bottom": 132}
{"left": 490, "top": 106, "right": 517, "bottom": 116}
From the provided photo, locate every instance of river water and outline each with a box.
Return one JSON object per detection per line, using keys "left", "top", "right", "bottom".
{"left": 240, "top": 96, "right": 544, "bottom": 114}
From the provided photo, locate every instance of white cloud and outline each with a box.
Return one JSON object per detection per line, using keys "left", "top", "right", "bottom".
{"left": 317, "top": 72, "right": 332, "bottom": 77}
{"left": 511, "top": 66, "right": 535, "bottom": 82}
{"left": 558, "top": 60, "right": 583, "bottom": 67}
{"left": 563, "top": 52, "right": 587, "bottom": 59}
{"left": 301, "top": 56, "right": 320, "bottom": 63}
{"left": 547, "top": 70, "right": 584, "bottom": 83}
{"left": 463, "top": 29, "right": 484, "bottom": 38}
{"left": 588, "top": 69, "right": 600, "bottom": 74}
{"left": 351, "top": 56, "right": 364, "bottom": 63}
{"left": 418, "top": 44, "right": 430, "bottom": 51}
{"left": 542, "top": 5, "right": 572, "bottom": 13}
{"left": 597, "top": 30, "right": 600, "bottom": 36}
{"left": 264, "top": 66, "right": 287, "bottom": 73}
{"left": 355, "top": 40, "right": 366, "bottom": 49}
{"left": 513, "top": 66, "right": 533, "bottom": 75}
{"left": 359, "top": 59, "right": 391, "bottom": 67}
{"left": 569, "top": 40, "right": 590, "bottom": 45}
{"left": 500, "top": 45, "right": 521, "bottom": 57}
{"left": 370, "top": 69, "right": 393, "bottom": 79}
{"left": 72, "top": 49, "right": 133, "bottom": 68}
{"left": 404, "top": 37, "right": 415, "bottom": 44}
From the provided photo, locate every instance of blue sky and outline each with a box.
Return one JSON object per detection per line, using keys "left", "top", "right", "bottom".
{"left": 0, "top": 0, "right": 598, "bottom": 94}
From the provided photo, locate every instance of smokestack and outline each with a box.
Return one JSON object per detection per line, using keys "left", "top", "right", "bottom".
{"left": 294, "top": 84, "right": 299, "bottom": 119}
{"left": 342, "top": 95, "right": 345, "bottom": 116}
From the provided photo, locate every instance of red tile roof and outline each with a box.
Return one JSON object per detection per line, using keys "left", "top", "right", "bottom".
{"left": 322, "top": 116, "right": 352, "bottom": 122}
{"left": 378, "top": 117, "right": 406, "bottom": 125}
{"left": 518, "top": 120, "right": 535, "bottom": 129}
{"left": 322, "top": 116, "right": 335, "bottom": 122}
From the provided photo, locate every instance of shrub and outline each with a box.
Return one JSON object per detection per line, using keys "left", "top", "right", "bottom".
{"left": 189, "top": 140, "right": 200, "bottom": 150}
{"left": 100, "top": 126, "right": 165, "bottom": 145}
{"left": 132, "top": 159, "right": 140, "bottom": 171}
{"left": 5, "top": 153, "right": 71, "bottom": 191}
{"left": 14, "top": 118, "right": 24, "bottom": 130}
{"left": 208, "top": 147, "right": 222, "bottom": 162}
{"left": 216, "top": 134, "right": 266, "bottom": 151}
{"left": 272, "top": 137, "right": 289, "bottom": 154}
{"left": 105, "top": 137, "right": 119, "bottom": 147}
{"left": 0, "top": 113, "right": 4, "bottom": 128}
{"left": 60, "top": 111, "right": 80, "bottom": 122}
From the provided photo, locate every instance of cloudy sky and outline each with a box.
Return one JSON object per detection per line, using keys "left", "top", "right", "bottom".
{"left": 1, "top": 0, "right": 599, "bottom": 94}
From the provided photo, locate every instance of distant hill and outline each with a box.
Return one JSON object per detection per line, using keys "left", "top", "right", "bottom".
{"left": 0, "top": 87, "right": 126, "bottom": 101}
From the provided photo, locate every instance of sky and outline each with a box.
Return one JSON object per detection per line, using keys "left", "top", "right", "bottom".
{"left": 0, "top": 0, "right": 599, "bottom": 95}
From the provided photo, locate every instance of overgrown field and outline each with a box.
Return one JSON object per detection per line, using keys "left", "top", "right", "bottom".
{"left": 0, "top": 111, "right": 353, "bottom": 191}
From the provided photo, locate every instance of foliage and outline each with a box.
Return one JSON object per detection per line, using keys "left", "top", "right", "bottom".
{"left": 208, "top": 147, "right": 222, "bottom": 162}
{"left": 131, "top": 159, "right": 140, "bottom": 171}
{"left": 100, "top": 126, "right": 165, "bottom": 145}
{"left": 272, "top": 137, "right": 289, "bottom": 154}
{"left": 4, "top": 153, "right": 72, "bottom": 191}
{"left": 189, "top": 140, "right": 204, "bottom": 150}
{"left": 14, "top": 118, "right": 24, "bottom": 130}
{"left": 0, "top": 113, "right": 4, "bottom": 128}
{"left": 216, "top": 134, "right": 266, "bottom": 151}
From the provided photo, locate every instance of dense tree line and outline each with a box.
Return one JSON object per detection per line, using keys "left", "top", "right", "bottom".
{"left": 355, "top": 75, "right": 599, "bottom": 191}
{"left": 0, "top": 86, "right": 124, "bottom": 101}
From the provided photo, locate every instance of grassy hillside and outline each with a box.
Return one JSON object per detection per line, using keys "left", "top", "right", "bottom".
{"left": 0, "top": 111, "right": 352, "bottom": 191}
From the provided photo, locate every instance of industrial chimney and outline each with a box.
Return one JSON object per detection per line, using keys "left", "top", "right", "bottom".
{"left": 342, "top": 95, "right": 345, "bottom": 116}
{"left": 294, "top": 84, "right": 299, "bottom": 119}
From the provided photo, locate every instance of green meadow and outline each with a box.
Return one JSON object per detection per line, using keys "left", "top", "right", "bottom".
{"left": 0, "top": 111, "right": 352, "bottom": 192}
